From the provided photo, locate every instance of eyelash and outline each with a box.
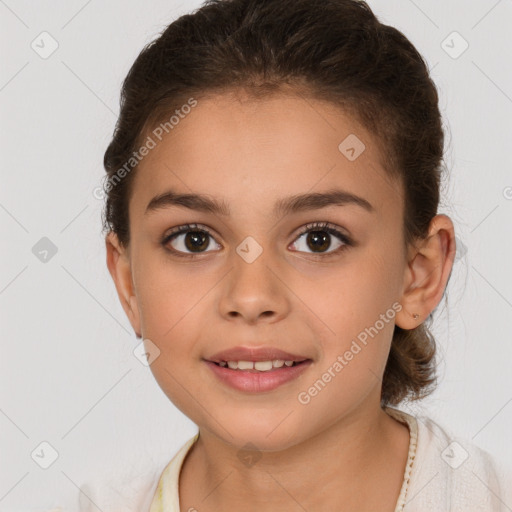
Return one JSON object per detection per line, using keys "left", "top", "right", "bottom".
{"left": 161, "top": 221, "right": 353, "bottom": 259}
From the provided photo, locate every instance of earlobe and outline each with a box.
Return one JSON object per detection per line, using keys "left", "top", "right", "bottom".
{"left": 395, "top": 214, "right": 456, "bottom": 330}
{"left": 105, "top": 232, "right": 142, "bottom": 338}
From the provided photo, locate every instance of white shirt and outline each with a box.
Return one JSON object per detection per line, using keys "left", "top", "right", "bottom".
{"left": 74, "top": 407, "right": 512, "bottom": 511}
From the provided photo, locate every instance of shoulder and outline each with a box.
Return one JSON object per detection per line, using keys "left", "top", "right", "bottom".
{"left": 388, "top": 407, "right": 512, "bottom": 512}
{"left": 74, "top": 434, "right": 199, "bottom": 512}
{"left": 75, "top": 468, "right": 161, "bottom": 512}
{"left": 148, "top": 432, "right": 200, "bottom": 512}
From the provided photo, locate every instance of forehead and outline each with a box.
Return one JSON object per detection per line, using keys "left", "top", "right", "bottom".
{"left": 130, "top": 92, "right": 402, "bottom": 219}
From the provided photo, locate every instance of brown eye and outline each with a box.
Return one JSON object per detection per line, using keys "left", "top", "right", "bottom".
{"left": 163, "top": 225, "right": 221, "bottom": 256}
{"left": 289, "top": 222, "right": 351, "bottom": 255}
{"left": 305, "top": 230, "right": 331, "bottom": 252}
{"left": 183, "top": 230, "right": 210, "bottom": 252}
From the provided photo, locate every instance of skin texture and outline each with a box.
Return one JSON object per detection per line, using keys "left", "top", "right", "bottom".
{"left": 106, "top": 90, "right": 456, "bottom": 511}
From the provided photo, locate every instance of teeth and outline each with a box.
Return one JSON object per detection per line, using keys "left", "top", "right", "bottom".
{"left": 254, "top": 361, "right": 273, "bottom": 371}
{"left": 219, "top": 359, "right": 299, "bottom": 371}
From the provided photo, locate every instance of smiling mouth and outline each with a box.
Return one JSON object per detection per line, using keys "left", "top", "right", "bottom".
{"left": 205, "top": 358, "right": 313, "bottom": 393}
{"left": 210, "top": 359, "right": 310, "bottom": 372}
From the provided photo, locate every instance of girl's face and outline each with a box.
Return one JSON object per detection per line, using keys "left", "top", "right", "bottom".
{"left": 110, "top": 91, "right": 416, "bottom": 450}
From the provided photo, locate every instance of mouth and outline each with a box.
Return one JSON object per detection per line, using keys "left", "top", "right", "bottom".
{"left": 205, "top": 346, "right": 311, "bottom": 365}
{"left": 204, "top": 357, "right": 313, "bottom": 392}
{"left": 209, "top": 359, "right": 309, "bottom": 372}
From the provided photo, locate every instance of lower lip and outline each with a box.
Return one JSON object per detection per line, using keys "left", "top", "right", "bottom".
{"left": 204, "top": 360, "right": 313, "bottom": 392}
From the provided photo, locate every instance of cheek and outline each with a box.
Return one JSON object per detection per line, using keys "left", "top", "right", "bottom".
{"left": 141, "top": 300, "right": 209, "bottom": 418}
{"left": 135, "top": 256, "right": 214, "bottom": 339}
{"left": 299, "top": 258, "right": 399, "bottom": 340}
{"left": 295, "top": 308, "right": 396, "bottom": 423}
{"left": 134, "top": 256, "right": 217, "bottom": 357}
{"left": 294, "top": 251, "right": 400, "bottom": 381}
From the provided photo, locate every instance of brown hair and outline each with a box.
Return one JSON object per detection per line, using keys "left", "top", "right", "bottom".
{"left": 102, "top": 0, "right": 446, "bottom": 407}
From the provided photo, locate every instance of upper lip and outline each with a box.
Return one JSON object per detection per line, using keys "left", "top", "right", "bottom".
{"left": 205, "top": 346, "right": 311, "bottom": 363}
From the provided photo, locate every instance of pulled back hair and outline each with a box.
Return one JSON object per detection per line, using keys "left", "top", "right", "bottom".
{"left": 103, "top": 0, "right": 446, "bottom": 407}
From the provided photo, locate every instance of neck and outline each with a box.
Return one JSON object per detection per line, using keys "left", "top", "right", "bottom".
{"left": 179, "top": 401, "right": 411, "bottom": 512}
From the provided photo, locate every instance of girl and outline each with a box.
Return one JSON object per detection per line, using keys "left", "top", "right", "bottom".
{"left": 102, "top": 0, "right": 511, "bottom": 510}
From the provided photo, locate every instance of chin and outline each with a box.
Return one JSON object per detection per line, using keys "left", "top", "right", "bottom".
{"left": 209, "top": 416, "right": 305, "bottom": 453}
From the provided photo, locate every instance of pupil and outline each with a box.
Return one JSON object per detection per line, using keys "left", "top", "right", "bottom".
{"left": 307, "top": 230, "right": 330, "bottom": 252}
{"left": 185, "top": 231, "right": 209, "bottom": 252}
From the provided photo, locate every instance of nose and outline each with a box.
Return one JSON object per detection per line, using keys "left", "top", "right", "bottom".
{"left": 218, "top": 249, "right": 290, "bottom": 325}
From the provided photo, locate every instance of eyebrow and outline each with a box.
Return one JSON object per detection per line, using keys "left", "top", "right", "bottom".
{"left": 144, "top": 188, "right": 374, "bottom": 217}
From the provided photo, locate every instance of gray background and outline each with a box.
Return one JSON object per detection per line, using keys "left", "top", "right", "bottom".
{"left": 1, "top": 0, "right": 511, "bottom": 510}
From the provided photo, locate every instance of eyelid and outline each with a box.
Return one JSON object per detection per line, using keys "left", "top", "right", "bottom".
{"left": 293, "top": 221, "right": 351, "bottom": 241}
{"left": 163, "top": 222, "right": 217, "bottom": 240}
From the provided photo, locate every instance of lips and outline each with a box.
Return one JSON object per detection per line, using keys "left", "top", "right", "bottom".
{"left": 204, "top": 358, "right": 313, "bottom": 392}
{"left": 205, "top": 346, "right": 310, "bottom": 364}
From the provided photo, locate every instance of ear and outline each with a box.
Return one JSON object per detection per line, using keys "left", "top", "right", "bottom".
{"left": 395, "top": 214, "right": 456, "bottom": 330}
{"left": 105, "top": 231, "right": 142, "bottom": 338}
